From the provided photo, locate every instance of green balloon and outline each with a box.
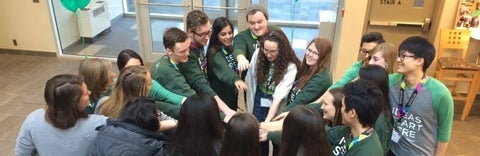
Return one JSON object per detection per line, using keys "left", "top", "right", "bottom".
{"left": 77, "top": 0, "right": 91, "bottom": 9}
{"left": 60, "top": 0, "right": 78, "bottom": 12}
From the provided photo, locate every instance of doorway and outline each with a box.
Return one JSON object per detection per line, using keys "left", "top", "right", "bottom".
{"left": 365, "top": 0, "right": 440, "bottom": 47}
{"left": 51, "top": 0, "right": 340, "bottom": 61}
{"left": 137, "top": 0, "right": 340, "bottom": 62}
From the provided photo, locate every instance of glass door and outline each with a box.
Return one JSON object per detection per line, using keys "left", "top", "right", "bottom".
{"left": 52, "top": 0, "right": 140, "bottom": 59}
{"left": 252, "top": 0, "right": 339, "bottom": 59}
{"left": 136, "top": 0, "right": 247, "bottom": 62}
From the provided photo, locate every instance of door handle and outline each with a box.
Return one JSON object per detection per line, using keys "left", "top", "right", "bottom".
{"left": 422, "top": 18, "right": 431, "bottom": 33}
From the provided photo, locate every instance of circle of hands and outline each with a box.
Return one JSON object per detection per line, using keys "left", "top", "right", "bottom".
{"left": 258, "top": 112, "right": 289, "bottom": 142}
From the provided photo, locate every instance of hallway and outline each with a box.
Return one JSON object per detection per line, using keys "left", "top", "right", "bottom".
{"left": 0, "top": 54, "right": 479, "bottom": 155}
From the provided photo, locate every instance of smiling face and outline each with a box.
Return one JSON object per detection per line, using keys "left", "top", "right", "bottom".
{"left": 359, "top": 42, "right": 379, "bottom": 61}
{"left": 396, "top": 51, "right": 419, "bottom": 74}
{"left": 368, "top": 51, "right": 388, "bottom": 69}
{"left": 218, "top": 25, "right": 233, "bottom": 47}
{"left": 191, "top": 21, "right": 212, "bottom": 47}
{"left": 247, "top": 11, "right": 268, "bottom": 37}
{"left": 167, "top": 38, "right": 191, "bottom": 63}
{"left": 305, "top": 42, "right": 319, "bottom": 66}
{"left": 262, "top": 40, "right": 279, "bottom": 62}
{"left": 320, "top": 91, "right": 337, "bottom": 122}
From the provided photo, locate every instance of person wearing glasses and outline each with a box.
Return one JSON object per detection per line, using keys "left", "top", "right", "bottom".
{"left": 281, "top": 37, "right": 333, "bottom": 112}
{"left": 387, "top": 36, "right": 453, "bottom": 156}
{"left": 177, "top": 10, "right": 236, "bottom": 118}
{"left": 206, "top": 17, "right": 248, "bottom": 111}
{"left": 246, "top": 30, "right": 300, "bottom": 156}
{"left": 329, "top": 31, "right": 385, "bottom": 89}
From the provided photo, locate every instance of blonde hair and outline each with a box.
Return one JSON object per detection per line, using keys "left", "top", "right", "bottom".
{"left": 78, "top": 58, "right": 113, "bottom": 102}
{"left": 369, "top": 43, "right": 397, "bottom": 74}
{"left": 99, "top": 66, "right": 149, "bottom": 119}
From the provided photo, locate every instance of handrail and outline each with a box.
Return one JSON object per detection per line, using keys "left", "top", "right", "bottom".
{"left": 194, "top": 5, "right": 245, "bottom": 10}
{"left": 137, "top": 2, "right": 190, "bottom": 8}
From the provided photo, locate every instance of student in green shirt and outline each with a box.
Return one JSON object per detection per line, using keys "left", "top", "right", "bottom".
{"left": 207, "top": 17, "right": 247, "bottom": 111}
{"left": 282, "top": 37, "right": 333, "bottom": 112}
{"left": 259, "top": 88, "right": 344, "bottom": 146}
{"left": 328, "top": 32, "right": 385, "bottom": 89}
{"left": 78, "top": 58, "right": 116, "bottom": 114}
{"left": 233, "top": 4, "right": 282, "bottom": 72}
{"left": 358, "top": 65, "right": 393, "bottom": 155}
{"left": 116, "top": 49, "right": 186, "bottom": 105}
{"left": 178, "top": 10, "right": 236, "bottom": 118}
{"left": 328, "top": 80, "right": 384, "bottom": 156}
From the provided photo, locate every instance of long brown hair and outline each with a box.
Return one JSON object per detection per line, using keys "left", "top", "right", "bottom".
{"left": 78, "top": 58, "right": 113, "bottom": 102}
{"left": 170, "top": 94, "right": 223, "bottom": 156}
{"left": 256, "top": 30, "right": 301, "bottom": 86}
{"left": 220, "top": 113, "right": 260, "bottom": 156}
{"left": 44, "top": 74, "right": 88, "bottom": 129}
{"left": 280, "top": 106, "right": 332, "bottom": 156}
{"left": 99, "top": 66, "right": 149, "bottom": 119}
{"left": 207, "top": 17, "right": 234, "bottom": 69}
{"left": 295, "top": 37, "right": 332, "bottom": 91}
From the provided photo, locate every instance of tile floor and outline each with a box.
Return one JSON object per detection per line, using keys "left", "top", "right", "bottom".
{"left": 0, "top": 54, "right": 479, "bottom": 155}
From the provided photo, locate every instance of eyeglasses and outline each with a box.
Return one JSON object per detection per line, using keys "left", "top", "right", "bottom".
{"left": 359, "top": 48, "right": 371, "bottom": 54}
{"left": 263, "top": 48, "right": 279, "bottom": 55}
{"left": 306, "top": 48, "right": 319, "bottom": 57}
{"left": 398, "top": 53, "right": 417, "bottom": 61}
{"left": 193, "top": 30, "right": 212, "bottom": 38}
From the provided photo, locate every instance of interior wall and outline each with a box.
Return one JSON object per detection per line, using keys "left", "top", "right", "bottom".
{"left": 0, "top": 0, "right": 57, "bottom": 53}
{"left": 330, "top": 0, "right": 369, "bottom": 82}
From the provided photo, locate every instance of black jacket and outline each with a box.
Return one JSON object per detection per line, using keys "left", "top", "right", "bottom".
{"left": 88, "top": 119, "right": 169, "bottom": 156}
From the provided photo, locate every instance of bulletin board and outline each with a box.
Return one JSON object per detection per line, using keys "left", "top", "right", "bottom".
{"left": 455, "top": 0, "right": 480, "bottom": 29}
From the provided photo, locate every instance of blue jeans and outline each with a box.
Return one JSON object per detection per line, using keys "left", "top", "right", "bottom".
{"left": 253, "top": 87, "right": 273, "bottom": 156}
{"left": 253, "top": 87, "right": 272, "bottom": 122}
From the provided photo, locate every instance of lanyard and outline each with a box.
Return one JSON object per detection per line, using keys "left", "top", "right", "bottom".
{"left": 191, "top": 42, "right": 207, "bottom": 74}
{"left": 169, "top": 57, "right": 178, "bottom": 71}
{"left": 265, "top": 63, "right": 275, "bottom": 93}
{"left": 348, "top": 128, "right": 373, "bottom": 150}
{"left": 222, "top": 47, "right": 239, "bottom": 74}
{"left": 396, "top": 76, "right": 427, "bottom": 123}
{"left": 251, "top": 31, "right": 258, "bottom": 40}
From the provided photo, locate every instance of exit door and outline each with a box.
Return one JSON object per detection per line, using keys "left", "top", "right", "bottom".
{"left": 365, "top": 0, "right": 439, "bottom": 47}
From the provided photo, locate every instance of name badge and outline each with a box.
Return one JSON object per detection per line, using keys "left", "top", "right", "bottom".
{"left": 260, "top": 98, "right": 272, "bottom": 107}
{"left": 391, "top": 130, "right": 401, "bottom": 143}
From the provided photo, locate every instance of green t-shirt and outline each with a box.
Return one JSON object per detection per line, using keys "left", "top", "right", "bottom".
{"left": 328, "top": 126, "right": 384, "bottom": 156}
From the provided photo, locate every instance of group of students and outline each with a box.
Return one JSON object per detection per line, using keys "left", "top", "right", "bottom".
{"left": 258, "top": 33, "right": 454, "bottom": 156}
{"left": 15, "top": 4, "right": 453, "bottom": 156}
